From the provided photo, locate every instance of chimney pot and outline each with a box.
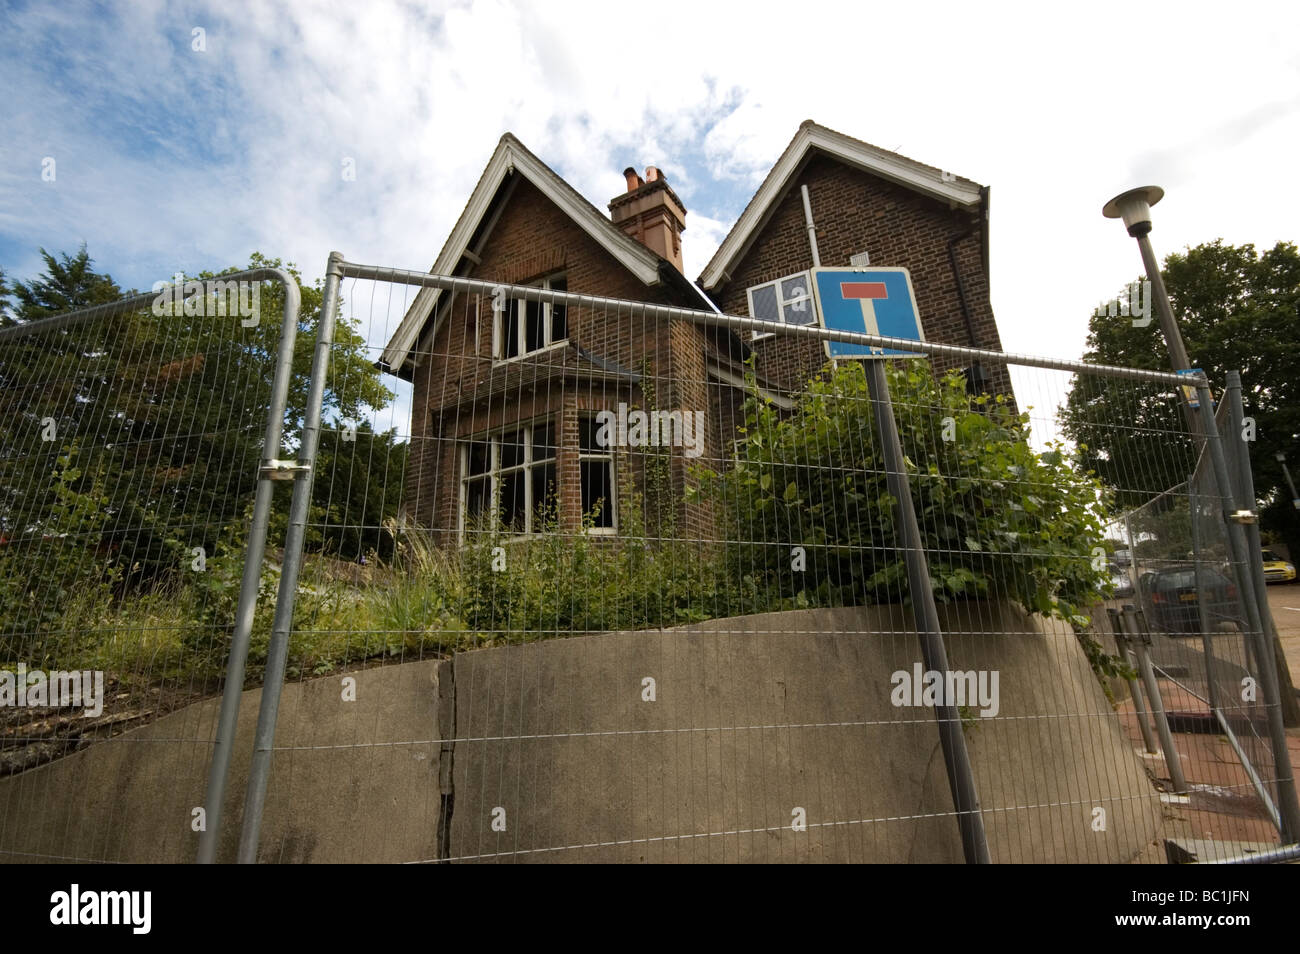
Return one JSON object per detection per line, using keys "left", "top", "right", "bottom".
{"left": 609, "top": 162, "right": 686, "bottom": 273}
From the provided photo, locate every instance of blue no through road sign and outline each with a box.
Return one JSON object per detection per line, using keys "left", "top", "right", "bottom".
{"left": 810, "top": 267, "right": 924, "bottom": 359}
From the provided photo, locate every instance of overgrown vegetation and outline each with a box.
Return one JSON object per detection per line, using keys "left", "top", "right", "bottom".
{"left": 694, "top": 361, "right": 1114, "bottom": 624}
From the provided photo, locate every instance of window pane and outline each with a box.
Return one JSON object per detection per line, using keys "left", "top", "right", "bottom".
{"left": 499, "top": 430, "right": 525, "bottom": 469}
{"left": 780, "top": 275, "right": 809, "bottom": 303}
{"left": 532, "top": 422, "right": 556, "bottom": 461}
{"left": 783, "top": 298, "right": 814, "bottom": 325}
{"left": 749, "top": 283, "right": 779, "bottom": 322}
{"left": 581, "top": 459, "right": 614, "bottom": 528}
{"left": 465, "top": 476, "right": 490, "bottom": 522}
{"left": 525, "top": 300, "right": 545, "bottom": 352}
{"left": 499, "top": 470, "right": 525, "bottom": 532}
{"left": 550, "top": 277, "right": 567, "bottom": 341}
{"left": 579, "top": 415, "right": 606, "bottom": 453}
{"left": 503, "top": 300, "right": 520, "bottom": 358}
{"left": 466, "top": 440, "right": 490, "bottom": 476}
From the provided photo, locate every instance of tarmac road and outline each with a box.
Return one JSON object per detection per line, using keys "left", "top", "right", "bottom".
{"left": 1267, "top": 582, "right": 1300, "bottom": 689}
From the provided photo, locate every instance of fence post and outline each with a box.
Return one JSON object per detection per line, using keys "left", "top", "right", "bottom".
{"left": 1224, "top": 372, "right": 1300, "bottom": 726}
{"left": 1217, "top": 374, "right": 1300, "bottom": 841}
{"left": 864, "top": 359, "right": 990, "bottom": 864}
{"left": 1106, "top": 608, "right": 1159, "bottom": 755}
{"left": 236, "top": 252, "right": 344, "bottom": 863}
{"left": 1187, "top": 483, "right": 1226, "bottom": 712}
{"left": 196, "top": 270, "right": 303, "bottom": 864}
{"left": 1122, "top": 605, "right": 1189, "bottom": 793}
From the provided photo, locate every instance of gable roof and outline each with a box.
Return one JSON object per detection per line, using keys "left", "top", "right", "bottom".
{"left": 380, "top": 133, "right": 672, "bottom": 376}
{"left": 697, "top": 120, "right": 984, "bottom": 291}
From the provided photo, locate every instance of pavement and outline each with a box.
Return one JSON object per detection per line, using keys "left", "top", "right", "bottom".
{"left": 1267, "top": 582, "right": 1300, "bottom": 677}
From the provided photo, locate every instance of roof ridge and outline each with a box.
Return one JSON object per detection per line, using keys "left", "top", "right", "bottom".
{"left": 698, "top": 121, "right": 984, "bottom": 288}
{"left": 381, "top": 131, "right": 688, "bottom": 374}
{"left": 499, "top": 133, "right": 665, "bottom": 267}
{"left": 800, "top": 121, "right": 980, "bottom": 187}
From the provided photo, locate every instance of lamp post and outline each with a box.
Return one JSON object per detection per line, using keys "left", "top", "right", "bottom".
{"left": 1276, "top": 451, "right": 1300, "bottom": 511}
{"left": 1102, "top": 186, "right": 1194, "bottom": 374}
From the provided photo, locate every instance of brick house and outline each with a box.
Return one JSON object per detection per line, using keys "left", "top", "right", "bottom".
{"left": 380, "top": 121, "right": 1008, "bottom": 545}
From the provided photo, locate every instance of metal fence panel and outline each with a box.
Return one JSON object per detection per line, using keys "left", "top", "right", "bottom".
{"left": 230, "top": 259, "right": 1295, "bottom": 863}
{"left": 6, "top": 258, "right": 1294, "bottom": 864}
{"left": 0, "top": 270, "right": 301, "bottom": 863}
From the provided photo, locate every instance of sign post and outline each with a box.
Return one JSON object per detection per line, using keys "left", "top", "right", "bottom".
{"left": 812, "top": 266, "right": 990, "bottom": 864}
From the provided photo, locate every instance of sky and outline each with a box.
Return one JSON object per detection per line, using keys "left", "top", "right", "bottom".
{"left": 2, "top": 0, "right": 1299, "bottom": 435}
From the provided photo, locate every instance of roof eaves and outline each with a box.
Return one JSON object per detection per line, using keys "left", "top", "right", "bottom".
{"left": 379, "top": 138, "right": 513, "bottom": 373}
{"left": 381, "top": 134, "right": 667, "bottom": 375}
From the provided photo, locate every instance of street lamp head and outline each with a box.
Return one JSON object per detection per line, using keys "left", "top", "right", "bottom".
{"left": 1103, "top": 185, "right": 1165, "bottom": 237}
{"left": 1277, "top": 452, "right": 1287, "bottom": 463}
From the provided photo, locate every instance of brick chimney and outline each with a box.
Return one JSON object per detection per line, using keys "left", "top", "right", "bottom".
{"left": 608, "top": 165, "right": 687, "bottom": 272}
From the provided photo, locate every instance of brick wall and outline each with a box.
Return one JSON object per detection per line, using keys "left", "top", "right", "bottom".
{"left": 405, "top": 176, "right": 716, "bottom": 544}
{"left": 403, "top": 154, "right": 1015, "bottom": 549}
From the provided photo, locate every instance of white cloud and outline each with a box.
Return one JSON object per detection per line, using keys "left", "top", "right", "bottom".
{"left": 3, "top": 0, "right": 1298, "bottom": 391}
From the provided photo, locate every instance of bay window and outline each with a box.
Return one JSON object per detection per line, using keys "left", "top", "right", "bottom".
{"left": 461, "top": 421, "right": 558, "bottom": 535}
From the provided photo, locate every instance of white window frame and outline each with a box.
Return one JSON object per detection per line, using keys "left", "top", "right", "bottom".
{"left": 493, "top": 273, "right": 569, "bottom": 362}
{"left": 459, "top": 419, "right": 558, "bottom": 539}
{"left": 578, "top": 413, "right": 617, "bottom": 535}
{"left": 745, "top": 270, "right": 814, "bottom": 341}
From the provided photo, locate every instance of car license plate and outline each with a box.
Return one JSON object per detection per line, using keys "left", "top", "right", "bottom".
{"left": 1179, "top": 593, "right": 1197, "bottom": 602}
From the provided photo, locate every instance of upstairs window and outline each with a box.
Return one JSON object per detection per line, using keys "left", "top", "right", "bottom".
{"left": 496, "top": 274, "right": 568, "bottom": 360}
{"left": 746, "top": 271, "right": 814, "bottom": 341}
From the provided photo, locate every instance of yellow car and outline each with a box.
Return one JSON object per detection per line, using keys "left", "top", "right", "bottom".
{"left": 1261, "top": 549, "right": 1296, "bottom": 584}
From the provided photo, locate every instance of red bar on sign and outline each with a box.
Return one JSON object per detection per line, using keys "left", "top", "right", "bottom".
{"left": 840, "top": 282, "right": 888, "bottom": 300}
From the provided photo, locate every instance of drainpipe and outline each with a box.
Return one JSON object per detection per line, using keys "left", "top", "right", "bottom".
{"left": 946, "top": 225, "right": 978, "bottom": 348}
{"left": 948, "top": 219, "right": 986, "bottom": 392}
{"left": 800, "top": 185, "right": 821, "bottom": 268}
{"left": 979, "top": 185, "right": 991, "bottom": 284}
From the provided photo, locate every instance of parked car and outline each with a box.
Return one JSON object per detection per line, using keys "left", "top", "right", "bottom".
{"left": 1137, "top": 565, "right": 1242, "bottom": 635}
{"left": 1260, "top": 548, "right": 1296, "bottom": 584}
{"left": 1107, "top": 563, "right": 1134, "bottom": 598}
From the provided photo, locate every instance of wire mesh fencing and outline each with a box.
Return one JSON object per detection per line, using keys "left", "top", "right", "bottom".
{"left": 1107, "top": 380, "right": 1299, "bottom": 853}
{"left": 2, "top": 258, "right": 1293, "bottom": 864}
{"left": 229, "top": 260, "right": 1296, "bottom": 863}
{"left": 0, "top": 270, "right": 303, "bottom": 863}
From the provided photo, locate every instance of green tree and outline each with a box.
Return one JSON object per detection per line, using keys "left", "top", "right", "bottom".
{"left": 312, "top": 424, "right": 410, "bottom": 562}
{"left": 9, "top": 245, "right": 124, "bottom": 319}
{"left": 0, "top": 250, "right": 399, "bottom": 594}
{"left": 0, "top": 267, "right": 15, "bottom": 327}
{"left": 0, "top": 446, "right": 123, "bottom": 663}
{"left": 1062, "top": 240, "right": 1300, "bottom": 553}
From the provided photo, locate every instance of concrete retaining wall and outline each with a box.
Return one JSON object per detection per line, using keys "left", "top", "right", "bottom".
{"left": 445, "top": 602, "right": 1161, "bottom": 863}
{"left": 0, "top": 602, "right": 1161, "bottom": 863}
{"left": 0, "top": 661, "right": 441, "bottom": 863}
